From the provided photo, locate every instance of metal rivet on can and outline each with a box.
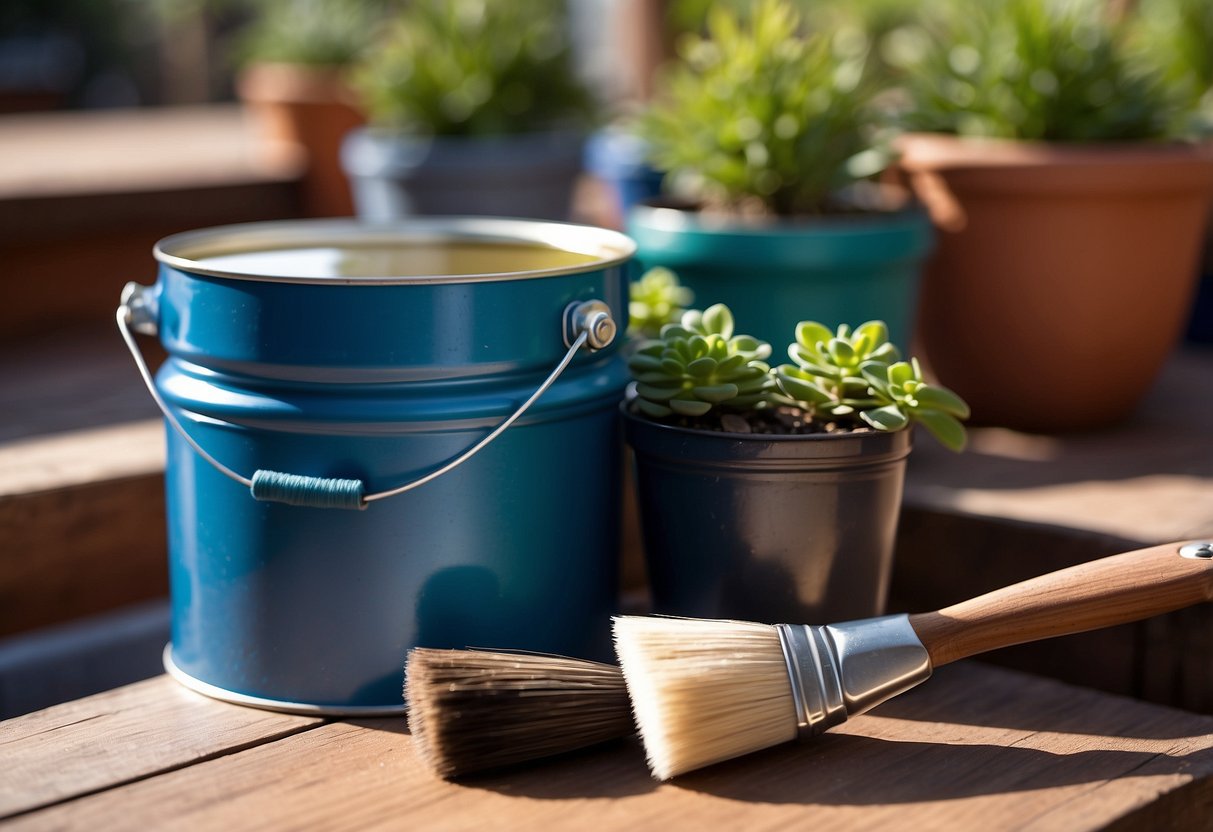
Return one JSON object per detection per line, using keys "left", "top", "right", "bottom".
{"left": 564, "top": 300, "right": 617, "bottom": 351}
{"left": 1179, "top": 542, "right": 1213, "bottom": 560}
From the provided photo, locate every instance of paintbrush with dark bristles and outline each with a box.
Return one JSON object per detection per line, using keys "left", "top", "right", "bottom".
{"left": 613, "top": 541, "right": 1213, "bottom": 780}
{"left": 405, "top": 647, "right": 632, "bottom": 778}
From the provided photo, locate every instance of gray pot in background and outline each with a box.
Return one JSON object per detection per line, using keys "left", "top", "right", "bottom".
{"left": 341, "top": 128, "right": 585, "bottom": 221}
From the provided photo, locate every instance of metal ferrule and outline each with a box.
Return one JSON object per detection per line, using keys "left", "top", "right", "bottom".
{"left": 777, "top": 614, "right": 932, "bottom": 740}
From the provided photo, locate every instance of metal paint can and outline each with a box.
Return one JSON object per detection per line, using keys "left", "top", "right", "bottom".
{"left": 118, "top": 217, "right": 634, "bottom": 715}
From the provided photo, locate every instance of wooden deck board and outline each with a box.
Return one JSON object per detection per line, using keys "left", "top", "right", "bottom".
{"left": 0, "top": 675, "right": 322, "bottom": 818}
{"left": 4, "top": 664, "right": 1211, "bottom": 831}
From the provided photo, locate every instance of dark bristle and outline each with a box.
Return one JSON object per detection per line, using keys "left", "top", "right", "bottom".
{"left": 405, "top": 648, "right": 634, "bottom": 778}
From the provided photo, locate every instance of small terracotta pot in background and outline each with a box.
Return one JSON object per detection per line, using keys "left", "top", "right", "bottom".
{"left": 897, "top": 135, "right": 1213, "bottom": 432}
{"left": 237, "top": 62, "right": 365, "bottom": 217}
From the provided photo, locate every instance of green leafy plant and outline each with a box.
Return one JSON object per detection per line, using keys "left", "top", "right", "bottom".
{"left": 640, "top": 0, "right": 884, "bottom": 216}
{"left": 628, "top": 305, "right": 971, "bottom": 450}
{"left": 774, "top": 320, "right": 970, "bottom": 450}
{"left": 888, "top": 0, "right": 1189, "bottom": 141}
{"left": 628, "top": 267, "right": 695, "bottom": 339}
{"left": 627, "top": 304, "right": 776, "bottom": 418}
{"left": 1132, "top": 0, "right": 1213, "bottom": 136}
{"left": 238, "top": 0, "right": 388, "bottom": 67}
{"left": 352, "top": 0, "right": 594, "bottom": 135}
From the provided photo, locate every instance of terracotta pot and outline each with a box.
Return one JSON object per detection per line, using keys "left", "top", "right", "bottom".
{"left": 237, "top": 62, "right": 365, "bottom": 217}
{"left": 897, "top": 134, "right": 1213, "bottom": 432}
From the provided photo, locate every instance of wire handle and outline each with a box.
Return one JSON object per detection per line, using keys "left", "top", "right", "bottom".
{"left": 117, "top": 282, "right": 616, "bottom": 510}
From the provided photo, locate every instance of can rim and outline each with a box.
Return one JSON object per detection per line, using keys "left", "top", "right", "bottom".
{"left": 153, "top": 216, "right": 637, "bottom": 285}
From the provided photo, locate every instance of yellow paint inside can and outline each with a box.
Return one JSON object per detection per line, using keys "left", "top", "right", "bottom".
{"left": 193, "top": 241, "right": 602, "bottom": 280}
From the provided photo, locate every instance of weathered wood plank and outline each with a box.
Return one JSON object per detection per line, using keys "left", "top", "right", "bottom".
{"left": 0, "top": 676, "right": 322, "bottom": 819}
{"left": 8, "top": 665, "right": 1212, "bottom": 831}
{"left": 0, "top": 469, "right": 167, "bottom": 636}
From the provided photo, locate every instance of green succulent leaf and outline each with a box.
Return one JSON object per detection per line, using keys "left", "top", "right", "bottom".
{"left": 795, "top": 321, "right": 833, "bottom": 351}
{"left": 913, "top": 409, "right": 969, "bottom": 452}
{"left": 634, "top": 372, "right": 680, "bottom": 384}
{"left": 731, "top": 335, "right": 766, "bottom": 356}
{"left": 693, "top": 383, "right": 740, "bottom": 402}
{"left": 669, "top": 397, "right": 714, "bottom": 417}
{"left": 701, "top": 304, "right": 735, "bottom": 339}
{"left": 636, "top": 398, "right": 673, "bottom": 419}
{"left": 853, "top": 321, "right": 890, "bottom": 350}
{"left": 859, "top": 361, "right": 892, "bottom": 394}
{"left": 828, "top": 338, "right": 857, "bottom": 367}
{"left": 659, "top": 358, "right": 685, "bottom": 376}
{"left": 627, "top": 353, "right": 663, "bottom": 373}
{"left": 635, "top": 382, "right": 682, "bottom": 402}
{"left": 687, "top": 356, "right": 719, "bottom": 378}
{"left": 717, "top": 353, "right": 747, "bottom": 374}
{"left": 888, "top": 361, "right": 917, "bottom": 388}
{"left": 775, "top": 368, "right": 832, "bottom": 404}
{"left": 912, "top": 385, "right": 973, "bottom": 419}
{"left": 861, "top": 404, "right": 910, "bottom": 431}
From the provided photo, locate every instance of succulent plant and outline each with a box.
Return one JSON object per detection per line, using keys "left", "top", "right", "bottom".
{"left": 887, "top": 0, "right": 1189, "bottom": 141}
{"left": 628, "top": 267, "right": 695, "bottom": 339}
{"left": 774, "top": 320, "right": 900, "bottom": 412}
{"left": 628, "top": 305, "right": 970, "bottom": 450}
{"left": 627, "top": 304, "right": 775, "bottom": 419}
{"left": 774, "top": 320, "right": 970, "bottom": 450}
{"left": 640, "top": 0, "right": 884, "bottom": 216}
{"left": 859, "top": 357, "right": 971, "bottom": 452}
{"left": 353, "top": 0, "right": 594, "bottom": 135}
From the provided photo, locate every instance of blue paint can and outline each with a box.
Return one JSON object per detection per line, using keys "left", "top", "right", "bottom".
{"left": 118, "top": 218, "right": 634, "bottom": 715}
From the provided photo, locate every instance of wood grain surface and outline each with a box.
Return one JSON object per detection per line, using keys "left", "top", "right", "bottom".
{"left": 0, "top": 676, "right": 321, "bottom": 818}
{"left": 4, "top": 664, "right": 1211, "bottom": 831}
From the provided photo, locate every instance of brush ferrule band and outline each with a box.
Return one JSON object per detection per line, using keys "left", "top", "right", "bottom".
{"left": 776, "top": 623, "right": 846, "bottom": 739}
{"left": 778, "top": 615, "right": 933, "bottom": 741}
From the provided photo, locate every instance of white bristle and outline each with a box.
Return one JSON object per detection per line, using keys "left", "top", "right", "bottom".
{"left": 612, "top": 616, "right": 797, "bottom": 780}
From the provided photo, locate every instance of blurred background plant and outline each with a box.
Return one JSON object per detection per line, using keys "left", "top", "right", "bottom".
{"left": 352, "top": 0, "right": 595, "bottom": 135}
{"left": 627, "top": 267, "right": 695, "bottom": 339}
{"left": 1131, "top": 0, "right": 1213, "bottom": 137}
{"left": 235, "top": 0, "right": 392, "bottom": 69}
{"left": 641, "top": 0, "right": 885, "bottom": 216}
{"left": 882, "top": 0, "right": 1192, "bottom": 141}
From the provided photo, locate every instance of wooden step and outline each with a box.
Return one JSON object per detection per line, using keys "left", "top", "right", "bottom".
{"left": 0, "top": 104, "right": 304, "bottom": 343}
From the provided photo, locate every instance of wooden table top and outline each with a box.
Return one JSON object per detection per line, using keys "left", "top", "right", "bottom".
{"left": 3, "top": 662, "right": 1212, "bottom": 831}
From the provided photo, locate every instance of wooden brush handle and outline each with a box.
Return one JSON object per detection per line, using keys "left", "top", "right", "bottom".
{"left": 908, "top": 541, "right": 1213, "bottom": 667}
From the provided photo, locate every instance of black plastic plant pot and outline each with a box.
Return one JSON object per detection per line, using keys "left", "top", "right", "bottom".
{"left": 622, "top": 404, "right": 912, "bottom": 626}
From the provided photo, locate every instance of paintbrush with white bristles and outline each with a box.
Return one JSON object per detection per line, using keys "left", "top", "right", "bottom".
{"left": 405, "top": 647, "right": 631, "bottom": 778}
{"left": 614, "top": 540, "right": 1213, "bottom": 780}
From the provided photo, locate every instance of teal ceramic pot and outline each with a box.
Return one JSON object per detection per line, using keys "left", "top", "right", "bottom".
{"left": 342, "top": 128, "right": 585, "bottom": 222}
{"left": 627, "top": 197, "right": 933, "bottom": 349}
{"left": 622, "top": 405, "right": 912, "bottom": 625}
